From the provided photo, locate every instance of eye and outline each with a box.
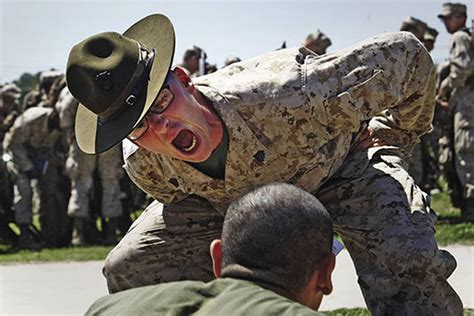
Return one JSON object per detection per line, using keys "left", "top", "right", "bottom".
{"left": 153, "top": 88, "right": 174, "bottom": 114}
{"left": 128, "top": 119, "right": 148, "bottom": 141}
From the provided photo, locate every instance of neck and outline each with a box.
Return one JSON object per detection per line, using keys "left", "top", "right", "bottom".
{"left": 193, "top": 88, "right": 224, "bottom": 151}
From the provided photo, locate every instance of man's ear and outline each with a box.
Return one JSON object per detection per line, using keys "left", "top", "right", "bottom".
{"left": 173, "top": 66, "right": 195, "bottom": 93}
{"left": 317, "top": 254, "right": 335, "bottom": 295}
{"left": 210, "top": 239, "right": 222, "bottom": 278}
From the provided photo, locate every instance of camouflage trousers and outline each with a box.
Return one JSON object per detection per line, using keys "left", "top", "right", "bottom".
{"left": 66, "top": 143, "right": 123, "bottom": 219}
{"left": 103, "top": 148, "right": 462, "bottom": 315}
{"left": 452, "top": 88, "right": 474, "bottom": 202}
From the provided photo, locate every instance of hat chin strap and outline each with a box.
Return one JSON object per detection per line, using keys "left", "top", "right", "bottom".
{"left": 98, "top": 45, "right": 155, "bottom": 122}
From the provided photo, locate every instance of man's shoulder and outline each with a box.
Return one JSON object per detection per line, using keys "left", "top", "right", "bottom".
{"left": 10, "top": 107, "right": 52, "bottom": 130}
{"left": 86, "top": 278, "right": 322, "bottom": 316}
{"left": 452, "top": 28, "right": 472, "bottom": 43}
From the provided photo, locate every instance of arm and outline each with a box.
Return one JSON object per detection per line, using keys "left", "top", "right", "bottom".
{"left": 442, "top": 31, "right": 473, "bottom": 92}
{"left": 307, "top": 32, "right": 436, "bottom": 150}
{"left": 2, "top": 115, "right": 35, "bottom": 173}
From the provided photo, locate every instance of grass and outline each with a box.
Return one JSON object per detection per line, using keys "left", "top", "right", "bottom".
{"left": 431, "top": 190, "right": 474, "bottom": 245}
{"left": 0, "top": 244, "right": 113, "bottom": 264}
{"left": 321, "top": 308, "right": 473, "bottom": 315}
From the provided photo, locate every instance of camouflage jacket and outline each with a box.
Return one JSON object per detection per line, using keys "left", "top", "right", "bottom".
{"left": 3, "top": 107, "right": 61, "bottom": 173}
{"left": 446, "top": 27, "right": 474, "bottom": 91}
{"left": 123, "top": 32, "right": 436, "bottom": 212}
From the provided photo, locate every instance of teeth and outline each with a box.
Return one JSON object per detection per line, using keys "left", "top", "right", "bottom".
{"left": 183, "top": 135, "right": 197, "bottom": 152}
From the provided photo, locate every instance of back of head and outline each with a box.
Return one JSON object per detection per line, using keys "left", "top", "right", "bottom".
{"left": 221, "top": 183, "right": 333, "bottom": 297}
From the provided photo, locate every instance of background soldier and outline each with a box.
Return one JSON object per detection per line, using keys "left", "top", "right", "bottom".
{"left": 0, "top": 83, "right": 21, "bottom": 245}
{"left": 56, "top": 87, "right": 124, "bottom": 246}
{"left": 21, "top": 70, "right": 62, "bottom": 112}
{"left": 224, "top": 55, "right": 241, "bottom": 67}
{"left": 3, "top": 105, "right": 65, "bottom": 249}
{"left": 303, "top": 30, "right": 331, "bottom": 55}
{"left": 438, "top": 2, "right": 474, "bottom": 220}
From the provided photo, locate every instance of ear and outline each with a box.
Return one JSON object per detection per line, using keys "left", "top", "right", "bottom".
{"left": 173, "top": 66, "right": 195, "bottom": 93}
{"left": 316, "top": 254, "right": 335, "bottom": 295}
{"left": 210, "top": 239, "right": 222, "bottom": 278}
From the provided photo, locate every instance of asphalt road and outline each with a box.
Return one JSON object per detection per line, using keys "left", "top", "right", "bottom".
{"left": 1, "top": 245, "right": 472, "bottom": 315}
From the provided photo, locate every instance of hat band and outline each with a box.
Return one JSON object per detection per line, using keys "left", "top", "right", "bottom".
{"left": 98, "top": 45, "right": 155, "bottom": 120}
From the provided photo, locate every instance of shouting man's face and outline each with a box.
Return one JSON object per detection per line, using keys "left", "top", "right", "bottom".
{"left": 129, "top": 69, "right": 224, "bottom": 163}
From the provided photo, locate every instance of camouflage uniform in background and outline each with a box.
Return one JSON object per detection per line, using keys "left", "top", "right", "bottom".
{"left": 105, "top": 33, "right": 462, "bottom": 314}
{"left": 56, "top": 87, "right": 124, "bottom": 245}
{"left": 3, "top": 107, "right": 65, "bottom": 247}
{"left": 403, "top": 19, "right": 440, "bottom": 190}
{"left": 21, "top": 70, "right": 63, "bottom": 112}
{"left": 303, "top": 30, "right": 331, "bottom": 55}
{"left": 0, "top": 83, "right": 21, "bottom": 244}
{"left": 447, "top": 26, "right": 474, "bottom": 218}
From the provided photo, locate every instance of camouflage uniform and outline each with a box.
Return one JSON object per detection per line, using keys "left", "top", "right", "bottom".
{"left": 105, "top": 33, "right": 462, "bottom": 314}
{"left": 56, "top": 88, "right": 123, "bottom": 225}
{"left": 444, "top": 26, "right": 474, "bottom": 218}
{"left": 3, "top": 107, "right": 61, "bottom": 225}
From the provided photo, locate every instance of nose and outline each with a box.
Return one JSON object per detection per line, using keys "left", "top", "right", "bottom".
{"left": 147, "top": 114, "right": 170, "bottom": 134}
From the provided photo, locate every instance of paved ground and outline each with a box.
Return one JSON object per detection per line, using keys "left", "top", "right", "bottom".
{"left": 0, "top": 245, "right": 472, "bottom": 315}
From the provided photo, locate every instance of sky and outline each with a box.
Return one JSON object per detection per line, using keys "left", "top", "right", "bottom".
{"left": 1, "top": 0, "right": 473, "bottom": 83}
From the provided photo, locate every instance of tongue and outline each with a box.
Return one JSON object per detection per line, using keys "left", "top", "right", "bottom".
{"left": 173, "top": 130, "right": 194, "bottom": 150}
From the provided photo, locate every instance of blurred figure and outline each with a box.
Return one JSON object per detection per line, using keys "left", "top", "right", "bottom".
{"left": 303, "top": 30, "right": 331, "bottom": 55}
{"left": 0, "top": 83, "right": 21, "bottom": 139}
{"left": 423, "top": 27, "right": 439, "bottom": 52}
{"left": 21, "top": 70, "right": 62, "bottom": 112}
{"left": 56, "top": 87, "right": 124, "bottom": 246}
{"left": 224, "top": 55, "right": 241, "bottom": 67}
{"left": 438, "top": 2, "right": 474, "bottom": 221}
{"left": 178, "top": 46, "right": 211, "bottom": 77}
{"left": 400, "top": 18, "right": 441, "bottom": 192}
{"left": 0, "top": 83, "right": 21, "bottom": 245}
{"left": 400, "top": 16, "right": 428, "bottom": 41}
{"left": 3, "top": 105, "right": 64, "bottom": 249}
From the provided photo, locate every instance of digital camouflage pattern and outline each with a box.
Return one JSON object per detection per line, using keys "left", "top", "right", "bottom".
{"left": 56, "top": 87, "right": 124, "bottom": 219}
{"left": 3, "top": 107, "right": 61, "bottom": 224}
{"left": 106, "top": 32, "right": 462, "bottom": 314}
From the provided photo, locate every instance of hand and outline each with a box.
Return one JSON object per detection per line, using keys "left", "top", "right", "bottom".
{"left": 436, "top": 98, "right": 450, "bottom": 110}
{"left": 354, "top": 126, "right": 386, "bottom": 151}
{"left": 438, "top": 79, "right": 450, "bottom": 101}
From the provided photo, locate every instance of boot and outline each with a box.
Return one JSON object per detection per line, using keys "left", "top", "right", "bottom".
{"left": 71, "top": 217, "right": 87, "bottom": 246}
{"left": 18, "top": 224, "right": 42, "bottom": 250}
{"left": 103, "top": 217, "right": 118, "bottom": 245}
{"left": 461, "top": 198, "right": 474, "bottom": 222}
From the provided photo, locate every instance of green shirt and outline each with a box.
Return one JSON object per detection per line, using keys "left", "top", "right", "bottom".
{"left": 86, "top": 278, "right": 322, "bottom": 315}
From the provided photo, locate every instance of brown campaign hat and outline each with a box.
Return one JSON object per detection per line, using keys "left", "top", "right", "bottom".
{"left": 438, "top": 3, "right": 467, "bottom": 18}
{"left": 66, "top": 14, "right": 175, "bottom": 154}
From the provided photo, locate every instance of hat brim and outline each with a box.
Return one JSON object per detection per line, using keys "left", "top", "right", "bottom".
{"left": 75, "top": 14, "right": 175, "bottom": 154}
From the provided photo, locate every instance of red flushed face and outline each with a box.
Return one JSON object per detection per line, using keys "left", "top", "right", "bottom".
{"left": 132, "top": 71, "right": 223, "bottom": 163}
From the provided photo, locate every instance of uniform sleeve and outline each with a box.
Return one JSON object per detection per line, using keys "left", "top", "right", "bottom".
{"left": 446, "top": 31, "right": 474, "bottom": 90}
{"left": 122, "top": 141, "right": 188, "bottom": 204}
{"left": 2, "top": 115, "right": 34, "bottom": 172}
{"left": 306, "top": 32, "right": 436, "bottom": 149}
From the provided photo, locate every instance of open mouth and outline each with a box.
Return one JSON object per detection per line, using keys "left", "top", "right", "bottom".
{"left": 172, "top": 129, "right": 197, "bottom": 153}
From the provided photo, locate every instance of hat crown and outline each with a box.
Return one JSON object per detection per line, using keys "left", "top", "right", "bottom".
{"left": 66, "top": 32, "right": 141, "bottom": 115}
{"left": 439, "top": 2, "right": 467, "bottom": 17}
